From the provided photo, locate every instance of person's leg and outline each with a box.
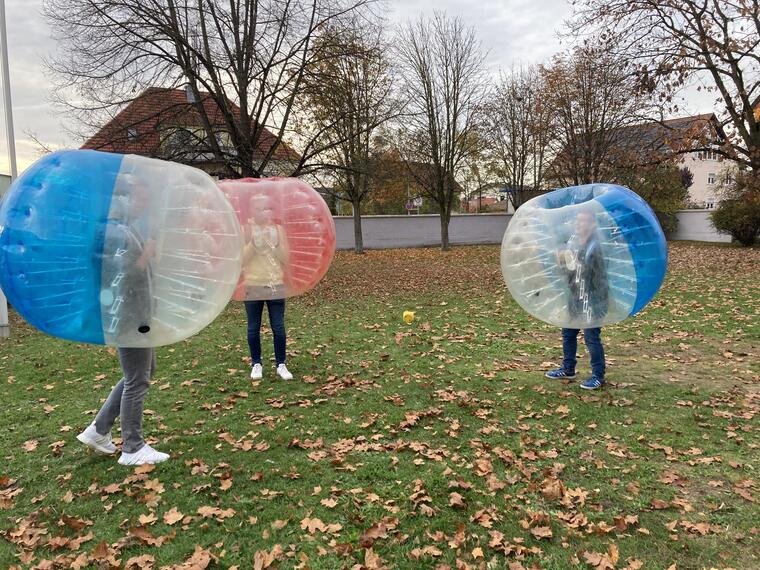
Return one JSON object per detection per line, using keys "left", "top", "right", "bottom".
{"left": 583, "top": 327, "right": 605, "bottom": 379}
{"left": 267, "top": 299, "right": 287, "bottom": 366}
{"left": 561, "top": 328, "right": 580, "bottom": 373}
{"left": 245, "top": 300, "right": 265, "bottom": 365}
{"left": 80, "top": 372, "right": 124, "bottom": 454}
{"left": 93, "top": 378, "right": 125, "bottom": 437}
{"left": 118, "top": 347, "right": 155, "bottom": 454}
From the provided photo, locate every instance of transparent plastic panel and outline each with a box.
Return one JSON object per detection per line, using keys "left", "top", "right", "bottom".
{"left": 218, "top": 178, "right": 336, "bottom": 301}
{"left": 100, "top": 154, "right": 243, "bottom": 346}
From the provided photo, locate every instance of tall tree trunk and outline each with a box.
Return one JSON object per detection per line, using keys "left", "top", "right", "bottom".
{"left": 750, "top": 148, "right": 760, "bottom": 176}
{"left": 352, "top": 199, "right": 364, "bottom": 254}
{"left": 440, "top": 209, "right": 450, "bottom": 251}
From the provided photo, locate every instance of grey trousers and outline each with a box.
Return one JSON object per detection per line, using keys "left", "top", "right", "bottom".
{"left": 94, "top": 347, "right": 156, "bottom": 454}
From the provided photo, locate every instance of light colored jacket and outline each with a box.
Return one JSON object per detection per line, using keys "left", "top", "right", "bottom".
{"left": 241, "top": 224, "right": 288, "bottom": 287}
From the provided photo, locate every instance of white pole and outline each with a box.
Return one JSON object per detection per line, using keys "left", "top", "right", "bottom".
{"left": 0, "top": 0, "right": 15, "bottom": 338}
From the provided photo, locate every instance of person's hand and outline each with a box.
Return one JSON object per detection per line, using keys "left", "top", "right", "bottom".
{"left": 556, "top": 249, "right": 568, "bottom": 268}
{"left": 556, "top": 249, "right": 578, "bottom": 270}
{"left": 136, "top": 239, "right": 157, "bottom": 270}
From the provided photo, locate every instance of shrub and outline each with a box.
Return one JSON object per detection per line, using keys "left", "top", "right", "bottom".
{"left": 710, "top": 171, "right": 760, "bottom": 246}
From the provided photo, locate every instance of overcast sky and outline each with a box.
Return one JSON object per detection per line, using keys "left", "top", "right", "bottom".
{"left": 0, "top": 0, "right": 716, "bottom": 175}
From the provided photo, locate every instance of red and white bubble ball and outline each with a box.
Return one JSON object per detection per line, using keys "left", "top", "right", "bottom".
{"left": 218, "top": 178, "right": 336, "bottom": 301}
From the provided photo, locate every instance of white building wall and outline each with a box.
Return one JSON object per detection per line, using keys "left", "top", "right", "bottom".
{"left": 678, "top": 151, "right": 728, "bottom": 209}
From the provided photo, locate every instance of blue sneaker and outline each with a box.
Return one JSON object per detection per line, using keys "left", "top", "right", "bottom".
{"left": 545, "top": 368, "right": 576, "bottom": 379}
{"left": 580, "top": 376, "right": 605, "bottom": 390}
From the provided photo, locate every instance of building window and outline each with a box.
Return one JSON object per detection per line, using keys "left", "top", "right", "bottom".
{"left": 170, "top": 127, "right": 193, "bottom": 147}
{"left": 213, "top": 131, "right": 230, "bottom": 149}
{"left": 705, "top": 200, "right": 715, "bottom": 209}
{"left": 707, "top": 173, "right": 716, "bottom": 185}
{"left": 126, "top": 127, "right": 138, "bottom": 141}
{"left": 698, "top": 150, "right": 720, "bottom": 161}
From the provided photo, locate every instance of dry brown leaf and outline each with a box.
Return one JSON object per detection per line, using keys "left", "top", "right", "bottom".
{"left": 177, "top": 546, "right": 213, "bottom": 570}
{"left": 138, "top": 512, "right": 157, "bottom": 526}
{"left": 540, "top": 478, "right": 566, "bottom": 500}
{"left": 91, "top": 541, "right": 110, "bottom": 560}
{"left": 364, "top": 547, "right": 386, "bottom": 569}
{"left": 651, "top": 498, "right": 670, "bottom": 509}
{"left": 197, "top": 506, "right": 235, "bottom": 521}
{"left": 163, "top": 507, "right": 184, "bottom": 526}
{"left": 360, "top": 523, "right": 389, "bottom": 548}
{"left": 449, "top": 492, "right": 466, "bottom": 509}
{"left": 530, "top": 526, "right": 553, "bottom": 540}
{"left": 60, "top": 515, "right": 89, "bottom": 532}
{"left": 125, "top": 554, "right": 155, "bottom": 570}
{"left": 300, "top": 517, "right": 327, "bottom": 534}
{"left": 583, "top": 550, "right": 616, "bottom": 570}
{"left": 321, "top": 497, "right": 338, "bottom": 508}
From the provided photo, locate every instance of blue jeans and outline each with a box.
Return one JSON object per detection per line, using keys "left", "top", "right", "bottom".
{"left": 562, "top": 327, "right": 605, "bottom": 378}
{"left": 245, "top": 299, "right": 286, "bottom": 366}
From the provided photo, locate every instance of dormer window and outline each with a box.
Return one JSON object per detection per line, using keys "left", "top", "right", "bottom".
{"left": 171, "top": 127, "right": 193, "bottom": 147}
{"left": 698, "top": 150, "right": 720, "bottom": 161}
{"left": 214, "top": 131, "right": 230, "bottom": 149}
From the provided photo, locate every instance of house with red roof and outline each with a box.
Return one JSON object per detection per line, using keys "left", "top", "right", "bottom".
{"left": 81, "top": 87, "right": 300, "bottom": 178}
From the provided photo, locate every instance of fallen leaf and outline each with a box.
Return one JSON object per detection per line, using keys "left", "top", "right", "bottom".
{"left": 449, "top": 492, "right": 466, "bottom": 509}
{"left": 530, "top": 526, "right": 553, "bottom": 540}
{"left": 163, "top": 507, "right": 184, "bottom": 526}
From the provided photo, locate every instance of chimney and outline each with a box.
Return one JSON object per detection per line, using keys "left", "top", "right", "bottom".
{"left": 185, "top": 84, "right": 196, "bottom": 103}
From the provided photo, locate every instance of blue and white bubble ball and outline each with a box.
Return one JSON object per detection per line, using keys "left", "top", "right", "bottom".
{"left": 0, "top": 150, "right": 243, "bottom": 347}
{"left": 500, "top": 184, "right": 667, "bottom": 329}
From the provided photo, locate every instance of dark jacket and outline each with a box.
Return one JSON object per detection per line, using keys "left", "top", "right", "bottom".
{"left": 566, "top": 236, "right": 608, "bottom": 321}
{"left": 100, "top": 221, "right": 154, "bottom": 339}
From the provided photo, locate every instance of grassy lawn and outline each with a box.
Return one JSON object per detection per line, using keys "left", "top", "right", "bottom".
{"left": 0, "top": 242, "right": 758, "bottom": 570}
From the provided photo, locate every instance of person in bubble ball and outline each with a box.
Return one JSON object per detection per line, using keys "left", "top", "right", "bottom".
{"left": 241, "top": 194, "right": 293, "bottom": 381}
{"left": 76, "top": 175, "right": 170, "bottom": 466}
{"left": 544, "top": 209, "right": 609, "bottom": 390}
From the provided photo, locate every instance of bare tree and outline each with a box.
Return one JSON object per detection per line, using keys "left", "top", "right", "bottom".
{"left": 24, "top": 131, "right": 55, "bottom": 156}
{"left": 483, "top": 66, "right": 552, "bottom": 210}
{"left": 460, "top": 158, "right": 486, "bottom": 213}
{"left": 568, "top": 0, "right": 760, "bottom": 172}
{"left": 540, "top": 45, "right": 656, "bottom": 186}
{"left": 44, "top": 0, "right": 376, "bottom": 177}
{"left": 395, "top": 12, "right": 487, "bottom": 250}
{"left": 299, "top": 21, "right": 398, "bottom": 253}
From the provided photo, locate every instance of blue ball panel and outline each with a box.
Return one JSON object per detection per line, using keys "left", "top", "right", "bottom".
{"left": 0, "top": 150, "right": 123, "bottom": 343}
{"left": 595, "top": 186, "right": 668, "bottom": 315}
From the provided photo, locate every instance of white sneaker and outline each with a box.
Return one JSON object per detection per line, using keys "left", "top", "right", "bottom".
{"left": 250, "top": 363, "right": 263, "bottom": 380}
{"left": 118, "top": 444, "right": 169, "bottom": 466}
{"left": 276, "top": 363, "right": 293, "bottom": 380}
{"left": 76, "top": 423, "right": 116, "bottom": 455}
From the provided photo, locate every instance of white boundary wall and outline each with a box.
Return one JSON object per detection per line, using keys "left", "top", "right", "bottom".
{"left": 334, "top": 214, "right": 511, "bottom": 250}
{"left": 670, "top": 210, "right": 732, "bottom": 243}
{"left": 332, "top": 210, "right": 731, "bottom": 251}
